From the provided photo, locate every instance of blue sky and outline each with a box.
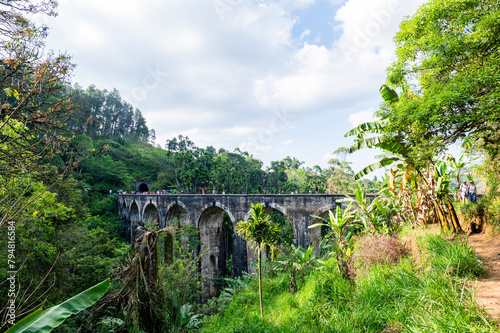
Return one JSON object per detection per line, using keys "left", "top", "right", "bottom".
{"left": 290, "top": 1, "right": 340, "bottom": 47}
{"left": 41, "top": 0, "right": 427, "bottom": 177}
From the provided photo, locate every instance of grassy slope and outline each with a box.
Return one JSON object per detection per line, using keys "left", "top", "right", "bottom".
{"left": 201, "top": 233, "right": 498, "bottom": 333}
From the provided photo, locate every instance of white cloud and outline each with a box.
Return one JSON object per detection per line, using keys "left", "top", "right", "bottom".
{"left": 240, "top": 141, "right": 273, "bottom": 154}
{"left": 44, "top": 0, "right": 427, "bottom": 169}
{"left": 334, "top": 0, "right": 425, "bottom": 60}
{"left": 322, "top": 152, "right": 334, "bottom": 160}
{"left": 348, "top": 108, "right": 378, "bottom": 128}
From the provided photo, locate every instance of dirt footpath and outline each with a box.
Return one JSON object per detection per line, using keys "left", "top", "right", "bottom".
{"left": 468, "top": 231, "right": 500, "bottom": 321}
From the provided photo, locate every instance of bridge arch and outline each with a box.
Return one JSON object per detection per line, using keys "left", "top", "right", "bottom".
{"left": 198, "top": 202, "right": 236, "bottom": 227}
{"left": 243, "top": 203, "right": 295, "bottom": 272}
{"left": 143, "top": 203, "right": 160, "bottom": 225}
{"left": 118, "top": 193, "right": 347, "bottom": 279}
{"left": 120, "top": 202, "right": 129, "bottom": 242}
{"left": 198, "top": 204, "right": 235, "bottom": 298}
{"left": 129, "top": 201, "right": 141, "bottom": 241}
{"left": 120, "top": 202, "right": 128, "bottom": 218}
{"left": 129, "top": 201, "right": 141, "bottom": 225}
{"left": 310, "top": 203, "right": 339, "bottom": 253}
{"left": 243, "top": 203, "right": 295, "bottom": 241}
{"left": 242, "top": 202, "right": 288, "bottom": 222}
{"left": 166, "top": 201, "right": 190, "bottom": 226}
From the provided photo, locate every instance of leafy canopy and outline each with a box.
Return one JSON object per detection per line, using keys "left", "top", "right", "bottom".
{"left": 381, "top": 0, "right": 500, "bottom": 156}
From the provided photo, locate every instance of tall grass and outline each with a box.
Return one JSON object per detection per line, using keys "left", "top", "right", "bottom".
{"left": 200, "top": 234, "right": 496, "bottom": 332}
{"left": 423, "top": 234, "right": 488, "bottom": 278}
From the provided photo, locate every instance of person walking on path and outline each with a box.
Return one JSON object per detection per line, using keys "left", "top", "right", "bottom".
{"left": 468, "top": 181, "right": 477, "bottom": 203}
{"left": 460, "top": 181, "right": 469, "bottom": 203}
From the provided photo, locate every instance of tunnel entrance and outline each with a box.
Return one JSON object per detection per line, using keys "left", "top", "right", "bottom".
{"left": 138, "top": 183, "right": 149, "bottom": 193}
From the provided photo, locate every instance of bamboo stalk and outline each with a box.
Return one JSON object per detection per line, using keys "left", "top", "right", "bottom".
{"left": 446, "top": 199, "right": 463, "bottom": 233}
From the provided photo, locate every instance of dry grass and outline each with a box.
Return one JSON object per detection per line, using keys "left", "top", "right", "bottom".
{"left": 399, "top": 224, "right": 442, "bottom": 271}
{"left": 349, "top": 234, "right": 408, "bottom": 280}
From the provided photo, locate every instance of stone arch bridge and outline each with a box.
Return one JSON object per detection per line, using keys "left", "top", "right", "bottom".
{"left": 118, "top": 194, "right": 370, "bottom": 295}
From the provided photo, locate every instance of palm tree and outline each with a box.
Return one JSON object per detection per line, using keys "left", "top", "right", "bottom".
{"left": 236, "top": 203, "right": 280, "bottom": 317}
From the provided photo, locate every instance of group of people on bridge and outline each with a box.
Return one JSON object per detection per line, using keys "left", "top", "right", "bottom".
{"left": 116, "top": 185, "right": 339, "bottom": 195}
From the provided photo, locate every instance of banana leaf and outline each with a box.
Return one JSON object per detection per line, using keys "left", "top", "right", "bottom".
{"left": 380, "top": 84, "right": 399, "bottom": 103}
{"left": 6, "top": 279, "right": 110, "bottom": 333}
{"left": 375, "top": 141, "right": 409, "bottom": 156}
{"left": 349, "top": 136, "right": 387, "bottom": 153}
{"left": 344, "top": 120, "right": 387, "bottom": 137}
{"left": 354, "top": 158, "right": 399, "bottom": 180}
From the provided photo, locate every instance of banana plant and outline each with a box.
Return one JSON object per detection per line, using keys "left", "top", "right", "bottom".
{"left": 434, "top": 160, "right": 463, "bottom": 233}
{"left": 309, "top": 203, "right": 363, "bottom": 279}
{"left": 277, "top": 245, "right": 315, "bottom": 293}
{"left": 345, "top": 85, "right": 415, "bottom": 183}
{"left": 345, "top": 84, "right": 463, "bottom": 233}
{"left": 292, "top": 245, "right": 315, "bottom": 288}
{"left": 340, "top": 182, "right": 399, "bottom": 234}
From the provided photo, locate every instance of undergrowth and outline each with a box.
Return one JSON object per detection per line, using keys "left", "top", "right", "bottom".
{"left": 200, "top": 233, "right": 496, "bottom": 333}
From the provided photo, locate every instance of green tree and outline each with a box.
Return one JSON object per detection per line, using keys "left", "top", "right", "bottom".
{"left": 69, "top": 85, "right": 150, "bottom": 141}
{"left": 236, "top": 203, "right": 280, "bottom": 317}
{"left": 0, "top": 0, "right": 75, "bottom": 230}
{"left": 383, "top": 0, "right": 500, "bottom": 157}
{"left": 345, "top": 85, "right": 464, "bottom": 233}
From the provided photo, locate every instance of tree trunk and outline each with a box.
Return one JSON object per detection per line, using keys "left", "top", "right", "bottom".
{"left": 258, "top": 248, "right": 263, "bottom": 317}
{"left": 336, "top": 254, "right": 349, "bottom": 280}
{"left": 446, "top": 199, "right": 463, "bottom": 233}
{"left": 433, "top": 200, "right": 449, "bottom": 232}
{"left": 164, "top": 232, "right": 173, "bottom": 265}
{"left": 290, "top": 269, "right": 297, "bottom": 293}
{"left": 440, "top": 203, "right": 452, "bottom": 232}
